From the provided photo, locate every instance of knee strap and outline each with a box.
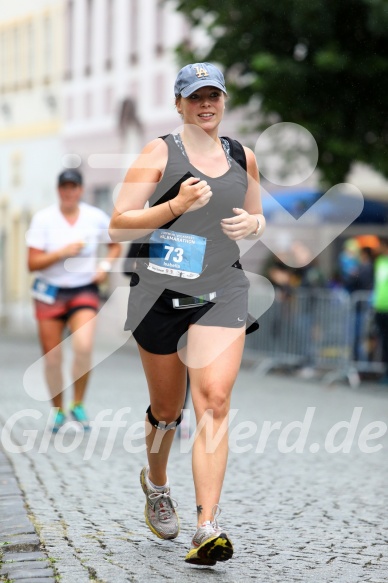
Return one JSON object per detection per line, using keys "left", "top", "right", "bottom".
{"left": 146, "top": 405, "right": 182, "bottom": 431}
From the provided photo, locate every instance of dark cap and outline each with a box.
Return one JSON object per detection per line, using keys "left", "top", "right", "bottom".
{"left": 174, "top": 62, "right": 227, "bottom": 98}
{"left": 58, "top": 169, "right": 83, "bottom": 186}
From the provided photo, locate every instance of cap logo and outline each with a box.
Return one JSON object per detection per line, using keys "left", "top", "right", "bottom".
{"left": 194, "top": 66, "right": 209, "bottom": 78}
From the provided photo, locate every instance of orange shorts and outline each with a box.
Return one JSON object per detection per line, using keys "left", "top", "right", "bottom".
{"left": 34, "top": 283, "right": 100, "bottom": 321}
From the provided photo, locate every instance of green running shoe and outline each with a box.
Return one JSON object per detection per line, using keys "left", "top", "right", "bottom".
{"left": 70, "top": 403, "right": 90, "bottom": 430}
{"left": 51, "top": 409, "right": 66, "bottom": 433}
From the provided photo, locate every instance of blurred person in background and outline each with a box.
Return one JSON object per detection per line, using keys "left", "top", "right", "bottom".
{"left": 351, "top": 246, "right": 375, "bottom": 362}
{"left": 373, "top": 237, "right": 388, "bottom": 383}
{"left": 354, "top": 246, "right": 375, "bottom": 292}
{"left": 27, "top": 169, "right": 121, "bottom": 432}
{"left": 338, "top": 238, "right": 360, "bottom": 293}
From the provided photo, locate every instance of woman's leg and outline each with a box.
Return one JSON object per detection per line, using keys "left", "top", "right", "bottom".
{"left": 138, "top": 345, "right": 187, "bottom": 486}
{"left": 67, "top": 308, "right": 97, "bottom": 403}
{"left": 186, "top": 325, "right": 245, "bottom": 526}
{"left": 37, "top": 318, "right": 67, "bottom": 408}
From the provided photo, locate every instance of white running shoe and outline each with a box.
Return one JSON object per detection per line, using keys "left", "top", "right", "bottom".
{"left": 185, "top": 505, "right": 233, "bottom": 565}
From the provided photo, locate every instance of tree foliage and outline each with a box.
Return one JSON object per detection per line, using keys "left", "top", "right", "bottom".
{"left": 172, "top": 0, "right": 388, "bottom": 185}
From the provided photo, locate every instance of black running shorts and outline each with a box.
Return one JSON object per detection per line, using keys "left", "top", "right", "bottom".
{"left": 125, "top": 272, "right": 250, "bottom": 355}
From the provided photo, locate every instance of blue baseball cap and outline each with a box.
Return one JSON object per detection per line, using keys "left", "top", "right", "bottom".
{"left": 174, "top": 63, "right": 227, "bottom": 98}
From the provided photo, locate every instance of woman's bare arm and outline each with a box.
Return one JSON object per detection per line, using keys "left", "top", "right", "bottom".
{"left": 220, "top": 147, "right": 266, "bottom": 240}
{"left": 109, "top": 138, "right": 214, "bottom": 242}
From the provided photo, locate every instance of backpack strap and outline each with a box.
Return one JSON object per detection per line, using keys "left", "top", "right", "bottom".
{"left": 221, "top": 137, "right": 247, "bottom": 171}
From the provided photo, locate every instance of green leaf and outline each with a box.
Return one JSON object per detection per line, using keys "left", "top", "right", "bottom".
{"left": 251, "top": 53, "right": 277, "bottom": 72}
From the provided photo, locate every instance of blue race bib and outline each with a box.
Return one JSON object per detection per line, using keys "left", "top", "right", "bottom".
{"left": 31, "top": 278, "right": 58, "bottom": 304}
{"left": 148, "top": 229, "right": 207, "bottom": 279}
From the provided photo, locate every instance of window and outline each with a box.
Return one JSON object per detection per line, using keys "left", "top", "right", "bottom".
{"left": 27, "top": 22, "right": 34, "bottom": 87}
{"left": 65, "top": 1, "right": 73, "bottom": 79}
{"left": 85, "top": 0, "right": 93, "bottom": 75}
{"left": 66, "top": 96, "right": 73, "bottom": 120}
{"left": 4, "top": 30, "right": 11, "bottom": 91}
{"left": 105, "top": 0, "right": 113, "bottom": 70}
{"left": 43, "top": 16, "right": 52, "bottom": 84}
{"left": 104, "top": 86, "right": 113, "bottom": 114}
{"left": 154, "top": 1, "right": 164, "bottom": 56}
{"left": 11, "top": 152, "right": 22, "bottom": 188}
{"left": 129, "top": 0, "right": 138, "bottom": 64}
{"left": 0, "top": 31, "right": 5, "bottom": 92}
{"left": 13, "top": 28, "right": 20, "bottom": 89}
{"left": 84, "top": 92, "right": 92, "bottom": 117}
{"left": 154, "top": 73, "right": 165, "bottom": 106}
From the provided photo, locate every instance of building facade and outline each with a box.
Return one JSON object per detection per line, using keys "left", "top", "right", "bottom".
{"left": 0, "top": 0, "right": 196, "bottom": 324}
{"left": 61, "top": 0, "right": 192, "bottom": 214}
{"left": 0, "top": 0, "right": 64, "bottom": 316}
{"left": 2, "top": 1, "right": 386, "bottom": 328}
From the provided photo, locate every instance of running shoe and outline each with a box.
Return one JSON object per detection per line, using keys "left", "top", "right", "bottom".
{"left": 51, "top": 409, "right": 66, "bottom": 433}
{"left": 185, "top": 505, "right": 233, "bottom": 565}
{"left": 70, "top": 403, "right": 90, "bottom": 430}
{"left": 140, "top": 466, "right": 179, "bottom": 540}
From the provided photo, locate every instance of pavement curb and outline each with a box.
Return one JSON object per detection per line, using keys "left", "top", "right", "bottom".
{"left": 0, "top": 446, "right": 57, "bottom": 583}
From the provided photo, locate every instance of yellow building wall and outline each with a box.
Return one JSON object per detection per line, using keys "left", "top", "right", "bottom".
{"left": 0, "top": 1, "right": 64, "bottom": 310}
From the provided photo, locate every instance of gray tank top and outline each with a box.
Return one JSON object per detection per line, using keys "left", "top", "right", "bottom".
{"left": 138, "top": 133, "right": 248, "bottom": 294}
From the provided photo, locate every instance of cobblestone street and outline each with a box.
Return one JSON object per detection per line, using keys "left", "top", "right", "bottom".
{"left": 1, "top": 331, "right": 388, "bottom": 583}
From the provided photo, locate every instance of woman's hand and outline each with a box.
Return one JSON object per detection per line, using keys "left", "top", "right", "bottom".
{"left": 221, "top": 208, "right": 258, "bottom": 240}
{"left": 171, "top": 176, "right": 213, "bottom": 215}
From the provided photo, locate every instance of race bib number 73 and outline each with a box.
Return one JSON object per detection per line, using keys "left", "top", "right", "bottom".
{"left": 148, "top": 229, "right": 207, "bottom": 279}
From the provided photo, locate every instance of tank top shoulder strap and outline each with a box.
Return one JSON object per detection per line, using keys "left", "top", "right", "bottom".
{"left": 220, "top": 137, "right": 247, "bottom": 172}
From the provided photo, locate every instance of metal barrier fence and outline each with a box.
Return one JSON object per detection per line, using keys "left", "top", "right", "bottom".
{"left": 244, "top": 286, "right": 385, "bottom": 386}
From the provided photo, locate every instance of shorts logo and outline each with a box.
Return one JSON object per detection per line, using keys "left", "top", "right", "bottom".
{"left": 194, "top": 66, "right": 209, "bottom": 78}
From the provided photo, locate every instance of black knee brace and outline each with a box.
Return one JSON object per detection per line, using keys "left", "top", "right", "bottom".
{"left": 146, "top": 405, "right": 182, "bottom": 431}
